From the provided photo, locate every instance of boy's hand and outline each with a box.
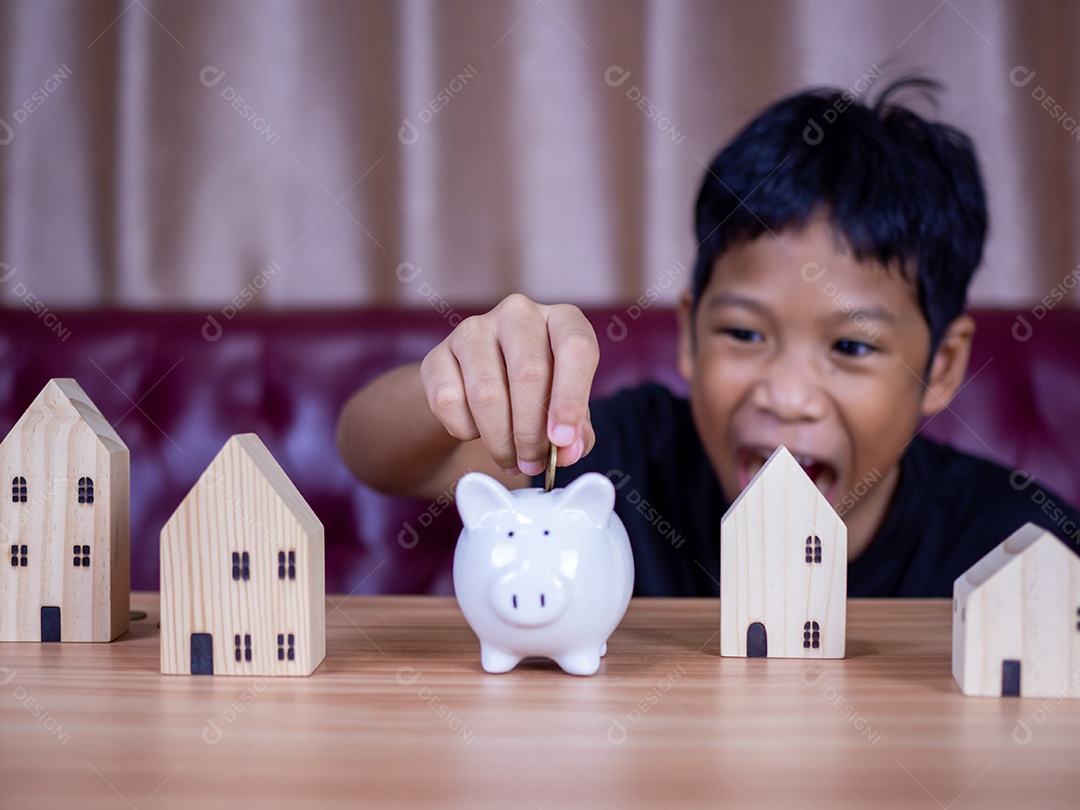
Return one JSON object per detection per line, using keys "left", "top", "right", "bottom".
{"left": 420, "top": 294, "right": 599, "bottom": 476}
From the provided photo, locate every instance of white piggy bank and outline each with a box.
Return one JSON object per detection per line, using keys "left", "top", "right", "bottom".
{"left": 453, "top": 471, "right": 634, "bottom": 676}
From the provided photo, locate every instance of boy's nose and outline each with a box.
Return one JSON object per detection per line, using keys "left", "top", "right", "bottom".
{"left": 750, "top": 358, "right": 828, "bottom": 423}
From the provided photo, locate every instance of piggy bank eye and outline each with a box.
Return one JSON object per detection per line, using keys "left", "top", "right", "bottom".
{"left": 543, "top": 530, "right": 550, "bottom": 536}
{"left": 507, "top": 531, "right": 514, "bottom": 538}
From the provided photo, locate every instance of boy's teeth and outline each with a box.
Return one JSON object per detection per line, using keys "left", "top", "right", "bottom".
{"left": 806, "top": 465, "right": 836, "bottom": 498}
{"left": 741, "top": 448, "right": 835, "bottom": 499}
{"left": 747, "top": 453, "right": 767, "bottom": 478}
{"left": 791, "top": 453, "right": 837, "bottom": 498}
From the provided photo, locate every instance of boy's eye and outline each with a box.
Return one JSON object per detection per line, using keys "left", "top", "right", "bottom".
{"left": 833, "top": 338, "right": 876, "bottom": 357}
{"left": 720, "top": 327, "right": 764, "bottom": 343}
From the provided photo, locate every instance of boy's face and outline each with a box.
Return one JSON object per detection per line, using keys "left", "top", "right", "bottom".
{"left": 678, "top": 216, "right": 971, "bottom": 546}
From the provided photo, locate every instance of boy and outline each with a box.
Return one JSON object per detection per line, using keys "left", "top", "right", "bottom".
{"left": 338, "top": 77, "right": 1079, "bottom": 596}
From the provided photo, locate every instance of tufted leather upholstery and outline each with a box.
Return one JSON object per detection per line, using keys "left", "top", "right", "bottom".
{"left": 1, "top": 307, "right": 1077, "bottom": 593}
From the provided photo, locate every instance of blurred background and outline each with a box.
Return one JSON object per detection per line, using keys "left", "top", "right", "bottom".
{"left": 2, "top": 0, "right": 1079, "bottom": 593}
{"left": 1, "top": 0, "right": 1079, "bottom": 312}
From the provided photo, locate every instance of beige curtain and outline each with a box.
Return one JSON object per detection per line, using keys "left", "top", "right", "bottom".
{"left": 1, "top": 0, "right": 1078, "bottom": 311}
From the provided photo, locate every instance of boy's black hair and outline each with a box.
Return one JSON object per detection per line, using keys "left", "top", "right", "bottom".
{"left": 692, "top": 77, "right": 988, "bottom": 354}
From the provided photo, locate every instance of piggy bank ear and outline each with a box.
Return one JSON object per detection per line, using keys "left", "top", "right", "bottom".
{"left": 559, "top": 472, "right": 616, "bottom": 526}
{"left": 455, "top": 472, "right": 517, "bottom": 529}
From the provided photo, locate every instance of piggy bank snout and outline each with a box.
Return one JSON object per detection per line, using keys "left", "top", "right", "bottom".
{"left": 490, "top": 568, "right": 568, "bottom": 627}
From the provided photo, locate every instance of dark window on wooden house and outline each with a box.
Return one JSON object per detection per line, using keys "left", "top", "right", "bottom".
{"left": 10, "top": 544, "right": 27, "bottom": 567}
{"left": 11, "top": 477, "right": 26, "bottom": 503}
{"left": 234, "top": 633, "right": 252, "bottom": 662}
{"left": 72, "top": 545, "right": 90, "bottom": 567}
{"left": 277, "top": 633, "right": 295, "bottom": 661}
{"left": 232, "top": 551, "right": 250, "bottom": 581}
{"left": 78, "top": 477, "right": 94, "bottom": 504}
{"left": 803, "top": 621, "right": 821, "bottom": 649}
{"left": 805, "top": 536, "right": 822, "bottom": 564}
{"left": 278, "top": 551, "right": 297, "bottom": 580}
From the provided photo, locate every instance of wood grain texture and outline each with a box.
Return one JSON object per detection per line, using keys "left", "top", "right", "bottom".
{"left": 0, "top": 379, "right": 129, "bottom": 642}
{"left": 953, "top": 523, "right": 1080, "bottom": 697}
{"left": 160, "top": 434, "right": 325, "bottom": 676}
{"left": 1, "top": 594, "right": 1078, "bottom": 809}
{"left": 721, "top": 446, "right": 847, "bottom": 658}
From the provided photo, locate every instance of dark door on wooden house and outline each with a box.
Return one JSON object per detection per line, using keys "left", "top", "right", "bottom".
{"left": 40, "top": 606, "right": 60, "bottom": 642}
{"left": 191, "top": 633, "right": 214, "bottom": 675}
{"left": 1002, "top": 659, "right": 1021, "bottom": 697}
{"left": 747, "top": 622, "right": 767, "bottom": 657}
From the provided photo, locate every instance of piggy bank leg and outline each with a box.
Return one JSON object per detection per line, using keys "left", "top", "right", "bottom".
{"left": 555, "top": 646, "right": 603, "bottom": 676}
{"left": 480, "top": 644, "right": 522, "bottom": 674}
{"left": 601, "top": 641, "right": 608, "bottom": 657}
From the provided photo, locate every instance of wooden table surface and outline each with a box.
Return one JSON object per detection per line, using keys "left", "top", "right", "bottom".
{"left": 1, "top": 594, "right": 1078, "bottom": 809}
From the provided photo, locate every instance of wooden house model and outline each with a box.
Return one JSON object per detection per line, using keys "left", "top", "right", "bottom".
{"left": 0, "top": 378, "right": 129, "bottom": 642}
{"left": 720, "top": 445, "right": 847, "bottom": 658}
{"left": 160, "top": 433, "right": 325, "bottom": 676}
{"left": 953, "top": 522, "right": 1080, "bottom": 697}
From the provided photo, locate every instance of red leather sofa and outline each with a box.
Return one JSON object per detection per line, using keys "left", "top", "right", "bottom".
{"left": 2, "top": 307, "right": 1077, "bottom": 594}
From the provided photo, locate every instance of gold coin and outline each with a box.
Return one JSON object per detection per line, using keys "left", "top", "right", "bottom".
{"left": 544, "top": 442, "right": 557, "bottom": 492}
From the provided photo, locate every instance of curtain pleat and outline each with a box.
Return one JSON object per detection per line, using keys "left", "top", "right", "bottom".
{"left": 0, "top": 0, "right": 1077, "bottom": 310}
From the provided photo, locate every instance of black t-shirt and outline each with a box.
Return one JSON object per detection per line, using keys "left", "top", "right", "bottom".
{"left": 540, "top": 383, "right": 1080, "bottom": 597}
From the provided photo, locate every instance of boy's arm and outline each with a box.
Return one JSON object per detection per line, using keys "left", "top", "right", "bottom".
{"left": 336, "top": 294, "right": 599, "bottom": 501}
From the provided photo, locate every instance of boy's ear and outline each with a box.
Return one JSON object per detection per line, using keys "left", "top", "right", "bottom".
{"left": 677, "top": 289, "right": 695, "bottom": 383}
{"left": 921, "top": 314, "right": 976, "bottom": 418}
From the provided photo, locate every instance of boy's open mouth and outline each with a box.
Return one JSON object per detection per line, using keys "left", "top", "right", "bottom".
{"left": 737, "top": 446, "right": 838, "bottom": 501}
